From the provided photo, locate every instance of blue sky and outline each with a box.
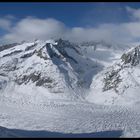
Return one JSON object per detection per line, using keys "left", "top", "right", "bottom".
{"left": 0, "top": 2, "right": 140, "bottom": 27}
{"left": 1, "top": 2, "right": 140, "bottom": 43}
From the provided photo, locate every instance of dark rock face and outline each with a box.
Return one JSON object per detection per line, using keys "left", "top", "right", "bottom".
{"left": 0, "top": 58, "right": 18, "bottom": 72}
{"left": 121, "top": 46, "right": 140, "bottom": 66}
{"left": 46, "top": 39, "right": 79, "bottom": 63}
{"left": 36, "top": 46, "right": 48, "bottom": 60}
{"left": 36, "top": 77, "right": 53, "bottom": 87}
{"left": 46, "top": 43, "right": 60, "bottom": 59}
{"left": 25, "top": 43, "right": 37, "bottom": 51}
{"left": 102, "top": 45, "right": 140, "bottom": 93}
{"left": 56, "top": 39, "right": 81, "bottom": 55}
{"left": 103, "top": 68, "right": 122, "bottom": 93}
{"left": 15, "top": 73, "right": 41, "bottom": 85}
{"left": 15, "top": 72, "right": 55, "bottom": 88}
{"left": 20, "top": 51, "right": 35, "bottom": 59}
{"left": 0, "top": 80, "right": 7, "bottom": 90}
{"left": 0, "top": 43, "right": 19, "bottom": 52}
{"left": 3, "top": 50, "right": 23, "bottom": 57}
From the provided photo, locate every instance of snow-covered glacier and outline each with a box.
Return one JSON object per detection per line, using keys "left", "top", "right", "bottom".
{"left": 0, "top": 39, "right": 140, "bottom": 137}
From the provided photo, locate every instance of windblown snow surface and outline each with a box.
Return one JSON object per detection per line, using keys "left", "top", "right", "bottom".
{"left": 0, "top": 39, "right": 140, "bottom": 137}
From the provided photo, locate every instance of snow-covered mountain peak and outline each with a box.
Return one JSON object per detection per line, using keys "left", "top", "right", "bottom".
{"left": 87, "top": 44, "right": 140, "bottom": 105}
{"left": 0, "top": 39, "right": 100, "bottom": 102}
{"left": 121, "top": 45, "right": 140, "bottom": 66}
{"left": 1, "top": 38, "right": 137, "bottom": 105}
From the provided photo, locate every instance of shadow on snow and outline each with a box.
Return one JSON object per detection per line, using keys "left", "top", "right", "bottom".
{"left": 5, "top": 128, "right": 123, "bottom": 138}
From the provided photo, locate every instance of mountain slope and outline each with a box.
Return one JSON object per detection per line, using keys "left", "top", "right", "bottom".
{"left": 87, "top": 45, "right": 140, "bottom": 105}
{"left": 1, "top": 39, "right": 140, "bottom": 138}
{"left": 0, "top": 39, "right": 103, "bottom": 103}
{"left": 0, "top": 38, "right": 134, "bottom": 105}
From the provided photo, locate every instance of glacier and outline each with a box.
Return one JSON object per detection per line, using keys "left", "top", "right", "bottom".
{"left": 0, "top": 39, "right": 140, "bottom": 137}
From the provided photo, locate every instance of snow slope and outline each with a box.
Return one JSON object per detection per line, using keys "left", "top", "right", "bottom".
{"left": 0, "top": 39, "right": 103, "bottom": 103}
{"left": 0, "top": 96, "right": 140, "bottom": 138}
{"left": 0, "top": 39, "right": 125, "bottom": 104}
{"left": 1, "top": 39, "right": 140, "bottom": 138}
{"left": 87, "top": 44, "right": 140, "bottom": 106}
{"left": 79, "top": 40, "right": 129, "bottom": 67}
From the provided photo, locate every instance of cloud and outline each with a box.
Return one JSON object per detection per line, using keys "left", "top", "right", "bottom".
{"left": 126, "top": 6, "right": 140, "bottom": 20}
{"left": 2, "top": 17, "right": 66, "bottom": 43}
{"left": 0, "top": 18, "right": 12, "bottom": 31}
{"left": 0, "top": 15, "right": 17, "bottom": 32}
{"left": 1, "top": 18, "right": 126, "bottom": 44}
{"left": 1, "top": 8, "right": 140, "bottom": 44}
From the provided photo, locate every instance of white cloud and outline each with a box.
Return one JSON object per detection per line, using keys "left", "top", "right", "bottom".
{"left": 123, "top": 21, "right": 140, "bottom": 38}
{"left": 126, "top": 6, "right": 140, "bottom": 20}
{"left": 1, "top": 10, "right": 140, "bottom": 44}
{"left": 0, "top": 15, "right": 16, "bottom": 32}
{"left": 64, "top": 22, "right": 139, "bottom": 43}
{"left": 0, "top": 18, "right": 12, "bottom": 31}
{"left": 2, "top": 17, "right": 66, "bottom": 43}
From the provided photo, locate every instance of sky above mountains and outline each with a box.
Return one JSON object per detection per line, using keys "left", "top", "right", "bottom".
{"left": 1, "top": 2, "right": 140, "bottom": 44}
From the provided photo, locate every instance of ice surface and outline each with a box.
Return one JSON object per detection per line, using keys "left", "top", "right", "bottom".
{"left": 0, "top": 39, "right": 140, "bottom": 137}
